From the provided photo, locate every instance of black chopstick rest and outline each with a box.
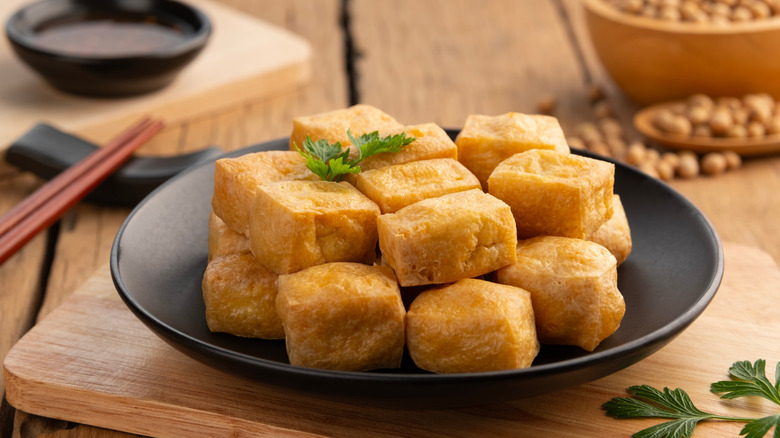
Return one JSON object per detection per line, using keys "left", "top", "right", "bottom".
{"left": 5, "top": 123, "right": 223, "bottom": 207}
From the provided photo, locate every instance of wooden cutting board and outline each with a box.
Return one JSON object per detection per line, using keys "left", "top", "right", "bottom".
{"left": 4, "top": 242, "right": 780, "bottom": 437}
{"left": 0, "top": 0, "right": 311, "bottom": 149}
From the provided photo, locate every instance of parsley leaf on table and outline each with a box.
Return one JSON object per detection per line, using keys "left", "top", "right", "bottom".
{"left": 603, "top": 386, "right": 720, "bottom": 438}
{"left": 603, "top": 359, "right": 780, "bottom": 438}
{"left": 710, "top": 360, "right": 780, "bottom": 405}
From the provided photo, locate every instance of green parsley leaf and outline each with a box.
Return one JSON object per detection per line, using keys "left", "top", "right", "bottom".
{"left": 603, "top": 359, "right": 780, "bottom": 438}
{"left": 325, "top": 156, "right": 361, "bottom": 180}
{"left": 294, "top": 135, "right": 351, "bottom": 181}
{"left": 295, "top": 130, "right": 416, "bottom": 182}
{"left": 602, "top": 386, "right": 717, "bottom": 438}
{"left": 632, "top": 418, "right": 701, "bottom": 438}
{"left": 347, "top": 129, "right": 415, "bottom": 160}
{"left": 740, "top": 414, "right": 780, "bottom": 438}
{"left": 301, "top": 153, "right": 331, "bottom": 181}
{"left": 711, "top": 360, "right": 780, "bottom": 405}
{"left": 301, "top": 135, "right": 345, "bottom": 164}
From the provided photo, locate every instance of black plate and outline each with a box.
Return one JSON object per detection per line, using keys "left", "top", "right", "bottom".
{"left": 111, "top": 133, "right": 723, "bottom": 408}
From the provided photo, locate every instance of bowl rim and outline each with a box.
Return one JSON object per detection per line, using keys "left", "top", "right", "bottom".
{"left": 4, "top": 0, "right": 212, "bottom": 61}
{"left": 582, "top": 0, "right": 780, "bottom": 35}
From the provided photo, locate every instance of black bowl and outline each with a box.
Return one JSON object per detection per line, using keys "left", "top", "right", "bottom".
{"left": 111, "top": 133, "right": 723, "bottom": 408}
{"left": 5, "top": 0, "right": 211, "bottom": 97}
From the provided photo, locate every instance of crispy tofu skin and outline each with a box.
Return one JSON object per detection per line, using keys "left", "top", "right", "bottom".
{"left": 406, "top": 279, "right": 539, "bottom": 373}
{"left": 208, "top": 212, "right": 250, "bottom": 262}
{"left": 276, "top": 263, "right": 405, "bottom": 371}
{"left": 354, "top": 158, "right": 481, "bottom": 213}
{"left": 212, "top": 151, "right": 316, "bottom": 236}
{"left": 455, "top": 112, "right": 570, "bottom": 188}
{"left": 496, "top": 236, "right": 625, "bottom": 351}
{"left": 488, "top": 149, "right": 614, "bottom": 239}
{"left": 288, "top": 104, "right": 404, "bottom": 154}
{"left": 377, "top": 189, "right": 517, "bottom": 286}
{"left": 249, "top": 180, "right": 380, "bottom": 275}
{"left": 202, "top": 252, "right": 284, "bottom": 339}
{"left": 589, "top": 194, "right": 632, "bottom": 266}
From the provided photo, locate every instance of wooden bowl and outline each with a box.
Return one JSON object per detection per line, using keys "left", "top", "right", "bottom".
{"left": 634, "top": 101, "right": 780, "bottom": 156}
{"left": 582, "top": 0, "right": 780, "bottom": 105}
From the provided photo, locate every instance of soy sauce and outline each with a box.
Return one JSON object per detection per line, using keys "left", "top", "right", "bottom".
{"left": 31, "top": 13, "right": 192, "bottom": 57}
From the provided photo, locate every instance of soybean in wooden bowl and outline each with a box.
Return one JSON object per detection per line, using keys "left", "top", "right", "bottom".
{"left": 582, "top": 0, "right": 780, "bottom": 104}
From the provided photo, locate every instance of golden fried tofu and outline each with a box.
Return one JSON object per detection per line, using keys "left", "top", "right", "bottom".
{"left": 589, "top": 194, "right": 632, "bottom": 266}
{"left": 208, "top": 212, "right": 250, "bottom": 262}
{"left": 202, "top": 252, "right": 284, "bottom": 339}
{"left": 455, "top": 112, "right": 570, "bottom": 188}
{"left": 288, "top": 104, "right": 403, "bottom": 153}
{"left": 212, "top": 151, "right": 316, "bottom": 235}
{"left": 488, "top": 149, "right": 614, "bottom": 239}
{"left": 496, "top": 236, "right": 624, "bottom": 351}
{"left": 406, "top": 279, "right": 539, "bottom": 373}
{"left": 354, "top": 158, "right": 481, "bottom": 213}
{"left": 249, "top": 180, "right": 380, "bottom": 275}
{"left": 276, "top": 263, "right": 405, "bottom": 371}
{"left": 358, "top": 123, "right": 458, "bottom": 172}
{"left": 377, "top": 189, "right": 517, "bottom": 286}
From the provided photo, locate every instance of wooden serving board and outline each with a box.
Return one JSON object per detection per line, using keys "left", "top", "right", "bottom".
{"left": 0, "top": 0, "right": 311, "bottom": 149}
{"left": 4, "top": 242, "right": 780, "bottom": 437}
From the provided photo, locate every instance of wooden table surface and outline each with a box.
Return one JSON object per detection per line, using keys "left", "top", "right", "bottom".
{"left": 1, "top": 1, "right": 779, "bottom": 437}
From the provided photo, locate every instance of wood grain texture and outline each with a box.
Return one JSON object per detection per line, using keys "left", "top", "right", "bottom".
{"left": 0, "top": 163, "right": 48, "bottom": 436}
{"left": 350, "top": 0, "right": 594, "bottom": 134}
{"left": 5, "top": 242, "right": 779, "bottom": 438}
{"left": 0, "top": 0, "right": 312, "bottom": 150}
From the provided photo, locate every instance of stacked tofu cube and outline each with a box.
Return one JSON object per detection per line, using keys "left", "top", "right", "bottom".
{"left": 203, "top": 105, "right": 632, "bottom": 373}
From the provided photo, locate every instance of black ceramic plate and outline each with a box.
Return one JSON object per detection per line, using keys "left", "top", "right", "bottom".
{"left": 111, "top": 134, "right": 723, "bottom": 408}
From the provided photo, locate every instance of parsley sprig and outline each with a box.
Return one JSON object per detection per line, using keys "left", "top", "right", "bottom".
{"left": 294, "top": 129, "right": 416, "bottom": 182}
{"left": 603, "top": 359, "right": 780, "bottom": 438}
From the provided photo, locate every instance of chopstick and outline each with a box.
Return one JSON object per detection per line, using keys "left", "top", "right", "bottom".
{"left": 0, "top": 118, "right": 164, "bottom": 265}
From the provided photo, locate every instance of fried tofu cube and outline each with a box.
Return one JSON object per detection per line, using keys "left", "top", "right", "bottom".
{"left": 202, "top": 252, "right": 284, "bottom": 339}
{"left": 208, "top": 212, "right": 250, "bottom": 262}
{"left": 288, "top": 104, "right": 403, "bottom": 154}
{"left": 354, "top": 158, "right": 481, "bottom": 213}
{"left": 212, "top": 151, "right": 316, "bottom": 235}
{"left": 249, "top": 180, "right": 380, "bottom": 275}
{"left": 276, "top": 263, "right": 406, "bottom": 371}
{"left": 406, "top": 279, "right": 539, "bottom": 373}
{"left": 488, "top": 149, "right": 614, "bottom": 239}
{"left": 358, "top": 123, "right": 458, "bottom": 172}
{"left": 377, "top": 189, "right": 517, "bottom": 286}
{"left": 589, "top": 194, "right": 632, "bottom": 266}
{"left": 496, "top": 236, "right": 625, "bottom": 351}
{"left": 455, "top": 112, "right": 571, "bottom": 188}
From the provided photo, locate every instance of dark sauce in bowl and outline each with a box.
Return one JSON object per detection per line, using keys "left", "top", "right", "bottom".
{"left": 31, "top": 14, "right": 192, "bottom": 57}
{"left": 5, "top": 0, "right": 211, "bottom": 96}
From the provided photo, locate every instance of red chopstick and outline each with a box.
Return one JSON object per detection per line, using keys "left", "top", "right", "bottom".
{"left": 0, "top": 118, "right": 164, "bottom": 265}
